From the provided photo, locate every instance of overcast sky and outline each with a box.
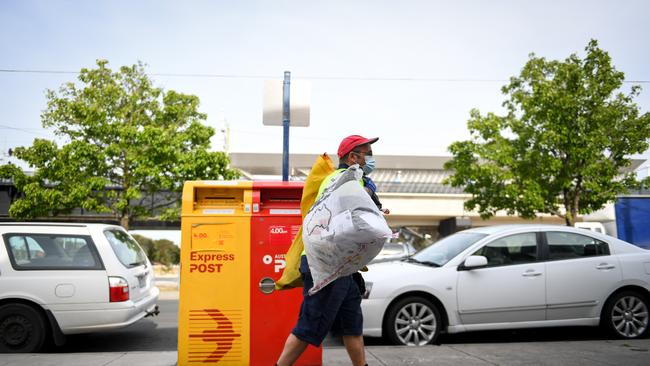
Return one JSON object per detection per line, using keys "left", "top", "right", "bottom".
{"left": 1, "top": 0, "right": 649, "bottom": 170}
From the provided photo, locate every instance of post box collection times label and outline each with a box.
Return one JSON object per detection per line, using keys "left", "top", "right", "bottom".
{"left": 268, "top": 224, "right": 301, "bottom": 245}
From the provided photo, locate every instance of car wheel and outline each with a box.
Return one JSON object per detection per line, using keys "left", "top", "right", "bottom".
{"left": 603, "top": 291, "right": 649, "bottom": 339}
{"left": 385, "top": 296, "right": 441, "bottom": 346}
{"left": 0, "top": 303, "right": 47, "bottom": 353}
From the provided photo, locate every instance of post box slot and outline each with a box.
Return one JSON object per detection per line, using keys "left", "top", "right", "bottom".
{"left": 260, "top": 189, "right": 302, "bottom": 209}
{"left": 194, "top": 188, "right": 245, "bottom": 208}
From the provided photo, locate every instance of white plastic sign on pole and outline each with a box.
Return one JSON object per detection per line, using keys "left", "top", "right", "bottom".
{"left": 263, "top": 79, "right": 311, "bottom": 127}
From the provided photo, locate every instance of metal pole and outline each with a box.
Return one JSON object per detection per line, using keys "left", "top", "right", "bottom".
{"left": 282, "top": 71, "right": 291, "bottom": 181}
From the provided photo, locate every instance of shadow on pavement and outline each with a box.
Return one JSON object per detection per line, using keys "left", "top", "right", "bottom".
{"left": 359, "top": 326, "right": 615, "bottom": 346}
{"left": 53, "top": 325, "right": 178, "bottom": 353}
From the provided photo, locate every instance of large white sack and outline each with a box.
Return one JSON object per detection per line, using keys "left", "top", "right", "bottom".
{"left": 303, "top": 165, "right": 392, "bottom": 295}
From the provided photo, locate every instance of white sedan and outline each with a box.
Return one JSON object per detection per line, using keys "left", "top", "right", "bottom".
{"left": 361, "top": 225, "right": 650, "bottom": 346}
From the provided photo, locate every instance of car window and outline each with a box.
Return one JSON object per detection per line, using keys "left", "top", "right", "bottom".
{"left": 104, "top": 229, "right": 147, "bottom": 268}
{"left": 8, "top": 236, "right": 45, "bottom": 264}
{"left": 472, "top": 232, "right": 538, "bottom": 267}
{"left": 3, "top": 234, "right": 102, "bottom": 270}
{"left": 546, "top": 231, "right": 610, "bottom": 260}
{"left": 412, "top": 232, "right": 487, "bottom": 266}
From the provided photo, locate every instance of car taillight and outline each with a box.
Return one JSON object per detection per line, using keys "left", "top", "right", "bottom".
{"left": 109, "top": 276, "right": 130, "bottom": 302}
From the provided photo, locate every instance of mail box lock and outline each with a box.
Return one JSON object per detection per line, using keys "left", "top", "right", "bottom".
{"left": 259, "top": 277, "right": 276, "bottom": 294}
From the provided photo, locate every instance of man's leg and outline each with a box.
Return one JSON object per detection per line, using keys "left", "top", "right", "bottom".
{"left": 276, "top": 333, "right": 309, "bottom": 366}
{"left": 342, "top": 335, "right": 366, "bottom": 366}
{"left": 332, "top": 274, "right": 366, "bottom": 366}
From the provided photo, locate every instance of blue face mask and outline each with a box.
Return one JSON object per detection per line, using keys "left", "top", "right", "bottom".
{"left": 362, "top": 156, "right": 376, "bottom": 175}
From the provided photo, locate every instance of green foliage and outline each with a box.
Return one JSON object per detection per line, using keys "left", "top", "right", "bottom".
{"left": 626, "top": 175, "right": 650, "bottom": 192}
{"left": 1, "top": 60, "right": 239, "bottom": 228}
{"left": 131, "top": 234, "right": 180, "bottom": 266}
{"left": 445, "top": 40, "right": 650, "bottom": 226}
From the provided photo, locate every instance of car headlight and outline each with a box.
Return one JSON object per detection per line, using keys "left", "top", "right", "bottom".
{"left": 362, "top": 282, "right": 373, "bottom": 299}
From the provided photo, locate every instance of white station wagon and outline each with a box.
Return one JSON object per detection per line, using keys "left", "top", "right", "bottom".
{"left": 361, "top": 225, "right": 650, "bottom": 345}
{"left": 0, "top": 223, "right": 160, "bottom": 352}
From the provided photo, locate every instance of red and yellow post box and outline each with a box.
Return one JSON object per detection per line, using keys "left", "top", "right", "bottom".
{"left": 178, "top": 181, "right": 322, "bottom": 365}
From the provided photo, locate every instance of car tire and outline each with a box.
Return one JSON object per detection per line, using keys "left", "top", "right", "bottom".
{"left": 0, "top": 303, "right": 47, "bottom": 353}
{"left": 385, "top": 296, "right": 441, "bottom": 346}
{"left": 602, "top": 291, "right": 649, "bottom": 339}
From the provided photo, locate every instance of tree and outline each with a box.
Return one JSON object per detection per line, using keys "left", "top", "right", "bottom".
{"left": 132, "top": 234, "right": 180, "bottom": 267}
{"left": 444, "top": 40, "right": 650, "bottom": 226}
{"left": 0, "top": 60, "right": 239, "bottom": 229}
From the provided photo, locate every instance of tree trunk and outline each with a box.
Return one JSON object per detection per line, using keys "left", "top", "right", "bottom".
{"left": 120, "top": 214, "right": 130, "bottom": 230}
{"left": 561, "top": 187, "right": 579, "bottom": 227}
{"left": 564, "top": 204, "right": 577, "bottom": 227}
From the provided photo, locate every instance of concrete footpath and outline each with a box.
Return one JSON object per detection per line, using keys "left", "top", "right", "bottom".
{"left": 2, "top": 339, "right": 649, "bottom": 366}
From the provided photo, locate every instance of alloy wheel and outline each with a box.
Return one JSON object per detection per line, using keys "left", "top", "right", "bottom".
{"left": 610, "top": 295, "right": 649, "bottom": 338}
{"left": 394, "top": 302, "right": 437, "bottom": 346}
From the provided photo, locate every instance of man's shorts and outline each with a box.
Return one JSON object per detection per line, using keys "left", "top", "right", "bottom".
{"left": 291, "top": 255, "right": 363, "bottom": 346}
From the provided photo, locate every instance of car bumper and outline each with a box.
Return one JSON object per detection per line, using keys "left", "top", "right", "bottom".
{"left": 53, "top": 286, "right": 160, "bottom": 334}
{"left": 361, "top": 298, "right": 387, "bottom": 337}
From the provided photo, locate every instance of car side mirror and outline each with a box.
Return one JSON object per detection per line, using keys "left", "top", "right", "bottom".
{"left": 459, "top": 255, "right": 488, "bottom": 271}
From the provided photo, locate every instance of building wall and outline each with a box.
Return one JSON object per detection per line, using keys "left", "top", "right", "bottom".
{"left": 380, "top": 192, "right": 567, "bottom": 227}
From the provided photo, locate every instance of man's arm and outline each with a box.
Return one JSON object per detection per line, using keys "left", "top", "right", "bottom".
{"left": 362, "top": 176, "right": 389, "bottom": 213}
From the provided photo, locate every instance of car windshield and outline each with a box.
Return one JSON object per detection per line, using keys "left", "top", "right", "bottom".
{"left": 104, "top": 229, "right": 148, "bottom": 268}
{"left": 410, "top": 232, "right": 487, "bottom": 267}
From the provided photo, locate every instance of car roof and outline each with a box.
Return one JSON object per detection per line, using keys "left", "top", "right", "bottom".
{"left": 463, "top": 224, "right": 577, "bottom": 235}
{"left": 0, "top": 222, "right": 123, "bottom": 230}
{"left": 458, "top": 223, "right": 647, "bottom": 255}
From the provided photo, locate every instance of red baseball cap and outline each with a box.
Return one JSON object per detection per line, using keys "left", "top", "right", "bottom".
{"left": 337, "top": 135, "right": 379, "bottom": 158}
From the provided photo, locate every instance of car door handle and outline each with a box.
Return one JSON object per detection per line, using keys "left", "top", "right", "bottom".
{"left": 596, "top": 263, "right": 615, "bottom": 270}
{"left": 522, "top": 270, "right": 542, "bottom": 277}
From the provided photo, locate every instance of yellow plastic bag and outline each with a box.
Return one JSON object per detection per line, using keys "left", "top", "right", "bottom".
{"left": 275, "top": 153, "right": 335, "bottom": 290}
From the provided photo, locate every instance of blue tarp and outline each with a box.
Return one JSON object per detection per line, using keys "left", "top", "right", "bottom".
{"left": 615, "top": 197, "right": 650, "bottom": 249}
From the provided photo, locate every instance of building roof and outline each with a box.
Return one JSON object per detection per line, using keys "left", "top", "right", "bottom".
{"left": 371, "top": 169, "right": 465, "bottom": 194}
{"left": 229, "top": 152, "right": 646, "bottom": 195}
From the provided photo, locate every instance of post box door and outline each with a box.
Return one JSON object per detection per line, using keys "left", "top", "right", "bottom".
{"left": 249, "top": 185, "right": 321, "bottom": 365}
{"left": 178, "top": 181, "right": 253, "bottom": 366}
{"left": 179, "top": 219, "right": 251, "bottom": 366}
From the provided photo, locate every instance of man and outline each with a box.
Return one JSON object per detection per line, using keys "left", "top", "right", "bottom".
{"left": 276, "top": 135, "right": 386, "bottom": 366}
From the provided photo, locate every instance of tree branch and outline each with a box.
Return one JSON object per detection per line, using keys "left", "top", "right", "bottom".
{"left": 148, "top": 198, "right": 179, "bottom": 211}
{"left": 546, "top": 205, "right": 566, "bottom": 219}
